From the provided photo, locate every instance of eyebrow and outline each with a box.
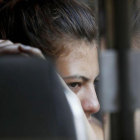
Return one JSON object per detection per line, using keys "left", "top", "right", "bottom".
{"left": 95, "top": 75, "right": 100, "bottom": 80}
{"left": 63, "top": 75, "right": 90, "bottom": 82}
{"left": 62, "top": 74, "right": 100, "bottom": 81}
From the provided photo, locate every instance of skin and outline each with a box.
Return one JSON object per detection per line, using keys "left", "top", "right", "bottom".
{"left": 56, "top": 41, "right": 100, "bottom": 120}
{"left": 0, "top": 40, "right": 45, "bottom": 59}
{"left": 56, "top": 41, "right": 103, "bottom": 140}
{"left": 0, "top": 39, "right": 103, "bottom": 140}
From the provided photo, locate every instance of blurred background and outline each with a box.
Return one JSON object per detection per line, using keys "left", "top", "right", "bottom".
{"left": 78, "top": 0, "right": 140, "bottom": 140}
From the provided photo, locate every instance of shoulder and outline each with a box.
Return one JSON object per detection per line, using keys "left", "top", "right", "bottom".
{"left": 90, "top": 116, "right": 104, "bottom": 140}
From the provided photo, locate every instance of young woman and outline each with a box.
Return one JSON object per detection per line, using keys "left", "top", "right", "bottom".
{"left": 0, "top": 0, "right": 103, "bottom": 139}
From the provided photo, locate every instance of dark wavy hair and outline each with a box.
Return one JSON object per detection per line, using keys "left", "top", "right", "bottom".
{"left": 0, "top": 0, "right": 98, "bottom": 57}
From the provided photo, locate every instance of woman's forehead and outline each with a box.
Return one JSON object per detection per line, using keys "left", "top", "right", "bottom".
{"left": 55, "top": 43, "right": 99, "bottom": 79}
{"left": 58, "top": 40, "right": 98, "bottom": 58}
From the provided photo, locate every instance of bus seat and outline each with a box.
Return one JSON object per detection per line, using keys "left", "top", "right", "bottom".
{"left": 0, "top": 56, "right": 77, "bottom": 140}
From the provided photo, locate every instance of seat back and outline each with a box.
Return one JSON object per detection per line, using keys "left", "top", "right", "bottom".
{"left": 0, "top": 56, "right": 77, "bottom": 140}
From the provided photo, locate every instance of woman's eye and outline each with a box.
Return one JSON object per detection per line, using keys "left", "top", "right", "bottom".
{"left": 94, "top": 79, "right": 99, "bottom": 91}
{"left": 69, "top": 83, "right": 80, "bottom": 87}
{"left": 67, "top": 82, "right": 81, "bottom": 93}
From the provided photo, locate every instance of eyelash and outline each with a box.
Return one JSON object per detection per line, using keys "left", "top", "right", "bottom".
{"left": 67, "top": 79, "right": 99, "bottom": 93}
{"left": 94, "top": 79, "right": 99, "bottom": 89}
{"left": 67, "top": 82, "right": 81, "bottom": 88}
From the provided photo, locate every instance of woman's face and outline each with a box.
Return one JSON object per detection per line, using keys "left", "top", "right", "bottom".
{"left": 56, "top": 41, "right": 100, "bottom": 122}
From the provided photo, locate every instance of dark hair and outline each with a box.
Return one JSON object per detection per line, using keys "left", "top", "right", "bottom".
{"left": 0, "top": 0, "right": 98, "bottom": 57}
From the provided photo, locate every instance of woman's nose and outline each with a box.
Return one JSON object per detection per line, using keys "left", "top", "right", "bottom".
{"left": 82, "top": 99, "right": 100, "bottom": 114}
{"left": 79, "top": 86, "right": 100, "bottom": 115}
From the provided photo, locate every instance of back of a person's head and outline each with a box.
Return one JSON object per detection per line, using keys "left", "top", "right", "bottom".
{"left": 0, "top": 0, "right": 98, "bottom": 58}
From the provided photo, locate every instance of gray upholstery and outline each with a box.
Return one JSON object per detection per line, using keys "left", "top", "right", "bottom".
{"left": 0, "top": 56, "right": 77, "bottom": 140}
